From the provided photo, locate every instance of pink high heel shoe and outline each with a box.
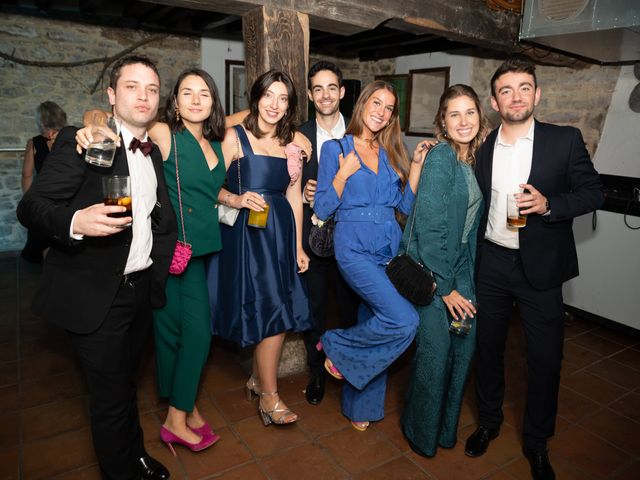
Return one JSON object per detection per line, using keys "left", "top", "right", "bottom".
{"left": 316, "top": 341, "right": 343, "bottom": 380}
{"left": 160, "top": 425, "right": 218, "bottom": 456}
{"left": 188, "top": 422, "right": 221, "bottom": 444}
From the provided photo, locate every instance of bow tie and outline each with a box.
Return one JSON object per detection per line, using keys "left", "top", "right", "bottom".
{"left": 129, "top": 137, "right": 153, "bottom": 156}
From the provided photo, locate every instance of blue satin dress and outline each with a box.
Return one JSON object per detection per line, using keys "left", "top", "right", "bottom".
{"left": 314, "top": 135, "right": 419, "bottom": 423}
{"left": 206, "top": 126, "right": 312, "bottom": 347}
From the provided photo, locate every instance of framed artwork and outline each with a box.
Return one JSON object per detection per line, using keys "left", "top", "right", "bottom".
{"left": 375, "top": 74, "right": 409, "bottom": 131}
{"left": 225, "top": 60, "right": 248, "bottom": 114}
{"left": 406, "top": 67, "right": 450, "bottom": 136}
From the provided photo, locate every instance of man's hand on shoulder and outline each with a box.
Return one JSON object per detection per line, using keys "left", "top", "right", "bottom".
{"left": 73, "top": 203, "right": 132, "bottom": 237}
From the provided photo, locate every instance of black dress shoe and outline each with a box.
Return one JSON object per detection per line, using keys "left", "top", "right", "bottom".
{"left": 138, "top": 455, "right": 170, "bottom": 480}
{"left": 305, "top": 373, "right": 326, "bottom": 405}
{"left": 523, "top": 446, "right": 555, "bottom": 480}
{"left": 464, "top": 425, "right": 499, "bottom": 457}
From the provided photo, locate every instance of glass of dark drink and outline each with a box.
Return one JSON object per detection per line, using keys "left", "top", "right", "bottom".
{"left": 102, "top": 175, "right": 132, "bottom": 227}
{"left": 506, "top": 192, "right": 527, "bottom": 229}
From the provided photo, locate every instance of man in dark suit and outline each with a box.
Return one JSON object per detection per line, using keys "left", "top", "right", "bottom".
{"left": 465, "top": 56, "right": 603, "bottom": 480}
{"left": 17, "top": 55, "right": 177, "bottom": 480}
{"left": 299, "top": 61, "right": 359, "bottom": 404}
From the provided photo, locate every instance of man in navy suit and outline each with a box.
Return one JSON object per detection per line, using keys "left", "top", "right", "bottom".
{"left": 299, "top": 61, "right": 359, "bottom": 405}
{"left": 465, "top": 56, "right": 603, "bottom": 480}
{"left": 18, "top": 56, "right": 177, "bottom": 480}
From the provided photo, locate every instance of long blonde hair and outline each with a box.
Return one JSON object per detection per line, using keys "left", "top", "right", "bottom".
{"left": 346, "top": 81, "right": 409, "bottom": 185}
{"left": 434, "top": 84, "right": 489, "bottom": 165}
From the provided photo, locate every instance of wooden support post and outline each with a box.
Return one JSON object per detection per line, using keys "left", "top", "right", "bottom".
{"left": 242, "top": 6, "right": 310, "bottom": 123}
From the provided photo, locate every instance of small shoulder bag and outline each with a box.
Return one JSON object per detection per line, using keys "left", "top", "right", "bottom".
{"left": 169, "top": 134, "right": 193, "bottom": 275}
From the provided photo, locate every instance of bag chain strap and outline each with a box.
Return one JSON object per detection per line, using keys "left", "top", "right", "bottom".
{"left": 235, "top": 127, "right": 242, "bottom": 195}
{"left": 173, "top": 133, "right": 187, "bottom": 244}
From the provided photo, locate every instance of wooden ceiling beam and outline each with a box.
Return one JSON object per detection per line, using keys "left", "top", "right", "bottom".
{"left": 145, "top": 0, "right": 519, "bottom": 51}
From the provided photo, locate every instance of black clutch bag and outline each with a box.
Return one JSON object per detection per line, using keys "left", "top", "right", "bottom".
{"left": 386, "top": 197, "right": 436, "bottom": 306}
{"left": 308, "top": 217, "right": 336, "bottom": 257}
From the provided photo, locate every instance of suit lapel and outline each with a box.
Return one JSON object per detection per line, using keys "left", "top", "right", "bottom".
{"left": 479, "top": 128, "right": 498, "bottom": 198}
{"left": 526, "top": 120, "right": 543, "bottom": 186}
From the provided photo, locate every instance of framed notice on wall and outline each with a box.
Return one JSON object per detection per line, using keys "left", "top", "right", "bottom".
{"left": 225, "top": 60, "right": 248, "bottom": 114}
{"left": 406, "top": 67, "right": 450, "bottom": 136}
{"left": 375, "top": 74, "right": 409, "bottom": 131}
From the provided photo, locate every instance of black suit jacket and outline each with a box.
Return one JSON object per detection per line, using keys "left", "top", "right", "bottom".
{"left": 475, "top": 120, "right": 604, "bottom": 290}
{"left": 17, "top": 126, "right": 177, "bottom": 334}
{"left": 298, "top": 116, "right": 349, "bottom": 255}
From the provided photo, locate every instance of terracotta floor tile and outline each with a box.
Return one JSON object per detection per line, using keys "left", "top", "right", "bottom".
{"left": 23, "top": 427, "right": 96, "bottom": 479}
{"left": 481, "top": 423, "right": 522, "bottom": 466}
{"left": 355, "top": 455, "right": 430, "bottom": 479}
{"left": 262, "top": 442, "right": 348, "bottom": 480}
{"left": 0, "top": 447, "right": 19, "bottom": 480}
{"left": 274, "top": 372, "right": 310, "bottom": 407}
{"left": 592, "top": 327, "right": 639, "bottom": 348}
{"left": 612, "top": 461, "right": 640, "bottom": 480}
{"left": 563, "top": 322, "right": 589, "bottom": 341}
{"left": 233, "top": 414, "right": 308, "bottom": 458}
{"left": 585, "top": 357, "right": 640, "bottom": 390}
{"left": 551, "top": 424, "right": 628, "bottom": 478}
{"left": 20, "top": 351, "right": 77, "bottom": 381}
{"left": 562, "top": 370, "right": 629, "bottom": 405}
{"left": 201, "top": 462, "right": 267, "bottom": 480}
{"left": 457, "top": 393, "right": 478, "bottom": 429}
{"left": 295, "top": 390, "right": 351, "bottom": 439}
{"left": 608, "top": 390, "right": 640, "bottom": 423}
{"left": 19, "top": 372, "right": 84, "bottom": 410}
{"left": 179, "top": 426, "right": 253, "bottom": 479}
{"left": 0, "top": 384, "right": 17, "bottom": 412}
{"left": 570, "top": 331, "right": 630, "bottom": 357}
{"left": 504, "top": 452, "right": 593, "bottom": 480}
{"left": 0, "top": 413, "right": 19, "bottom": 449}
{"left": 371, "top": 408, "right": 413, "bottom": 453}
{"left": 610, "top": 348, "right": 640, "bottom": 372}
{"left": 563, "top": 341, "right": 604, "bottom": 371}
{"left": 0, "top": 361, "right": 17, "bottom": 388}
{"left": 213, "top": 387, "right": 261, "bottom": 423}
{"left": 21, "top": 397, "right": 90, "bottom": 442}
{"left": 407, "top": 424, "right": 496, "bottom": 480}
{"left": 579, "top": 408, "right": 640, "bottom": 456}
{"left": 318, "top": 423, "right": 400, "bottom": 475}
{"left": 556, "top": 386, "right": 600, "bottom": 423}
{"left": 482, "top": 469, "right": 517, "bottom": 479}
{"left": 52, "top": 465, "right": 102, "bottom": 479}
{"left": 200, "top": 353, "right": 248, "bottom": 394}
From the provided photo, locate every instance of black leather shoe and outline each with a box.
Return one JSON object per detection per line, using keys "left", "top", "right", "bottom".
{"left": 305, "top": 373, "right": 326, "bottom": 405}
{"left": 138, "top": 455, "right": 170, "bottom": 480}
{"left": 464, "top": 425, "right": 499, "bottom": 457}
{"left": 523, "top": 446, "right": 555, "bottom": 480}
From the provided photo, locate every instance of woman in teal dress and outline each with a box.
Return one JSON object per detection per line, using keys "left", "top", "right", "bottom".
{"left": 401, "top": 84, "right": 489, "bottom": 457}
{"left": 207, "top": 70, "right": 312, "bottom": 426}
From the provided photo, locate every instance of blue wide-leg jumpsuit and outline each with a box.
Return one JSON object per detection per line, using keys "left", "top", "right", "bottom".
{"left": 314, "top": 135, "right": 419, "bottom": 423}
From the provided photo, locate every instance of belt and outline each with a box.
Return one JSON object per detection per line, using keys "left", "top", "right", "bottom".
{"left": 334, "top": 206, "right": 395, "bottom": 224}
{"left": 121, "top": 268, "right": 150, "bottom": 285}
{"left": 484, "top": 239, "right": 519, "bottom": 255}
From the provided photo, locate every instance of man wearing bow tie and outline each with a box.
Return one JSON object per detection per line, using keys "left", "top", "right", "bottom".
{"left": 17, "top": 55, "right": 177, "bottom": 480}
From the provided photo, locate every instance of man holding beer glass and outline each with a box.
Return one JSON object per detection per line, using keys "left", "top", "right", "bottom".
{"left": 466, "top": 56, "right": 603, "bottom": 480}
{"left": 17, "top": 55, "right": 176, "bottom": 480}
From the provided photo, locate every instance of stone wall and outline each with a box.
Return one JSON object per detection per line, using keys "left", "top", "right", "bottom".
{"left": 470, "top": 57, "right": 620, "bottom": 158}
{"left": 0, "top": 14, "right": 200, "bottom": 252}
{"left": 310, "top": 53, "right": 396, "bottom": 88}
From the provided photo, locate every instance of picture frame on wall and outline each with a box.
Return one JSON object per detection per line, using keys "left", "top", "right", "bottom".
{"left": 406, "top": 67, "right": 450, "bottom": 136}
{"left": 225, "top": 60, "right": 248, "bottom": 114}
{"left": 375, "top": 74, "right": 409, "bottom": 131}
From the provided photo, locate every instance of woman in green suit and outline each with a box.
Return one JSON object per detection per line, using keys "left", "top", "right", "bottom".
{"left": 401, "top": 84, "right": 489, "bottom": 457}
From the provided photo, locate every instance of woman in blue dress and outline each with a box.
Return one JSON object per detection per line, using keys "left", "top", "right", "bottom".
{"left": 314, "top": 80, "right": 429, "bottom": 431}
{"left": 401, "top": 84, "right": 487, "bottom": 457}
{"left": 207, "top": 70, "right": 312, "bottom": 426}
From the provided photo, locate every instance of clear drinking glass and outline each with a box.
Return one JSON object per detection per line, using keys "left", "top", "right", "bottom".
{"left": 85, "top": 114, "right": 121, "bottom": 167}
{"left": 506, "top": 192, "right": 527, "bottom": 228}
{"left": 247, "top": 195, "right": 270, "bottom": 228}
{"left": 102, "top": 175, "right": 132, "bottom": 227}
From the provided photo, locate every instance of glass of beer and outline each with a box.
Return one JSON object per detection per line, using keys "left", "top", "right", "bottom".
{"left": 247, "top": 195, "right": 270, "bottom": 229}
{"left": 103, "top": 175, "right": 132, "bottom": 227}
{"left": 85, "top": 114, "right": 120, "bottom": 167}
{"left": 507, "top": 192, "right": 527, "bottom": 228}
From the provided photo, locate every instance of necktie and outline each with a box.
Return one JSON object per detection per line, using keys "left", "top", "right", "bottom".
{"left": 129, "top": 137, "right": 153, "bottom": 156}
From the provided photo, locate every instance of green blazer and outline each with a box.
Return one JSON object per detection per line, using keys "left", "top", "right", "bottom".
{"left": 164, "top": 129, "right": 226, "bottom": 256}
{"left": 401, "top": 142, "right": 482, "bottom": 298}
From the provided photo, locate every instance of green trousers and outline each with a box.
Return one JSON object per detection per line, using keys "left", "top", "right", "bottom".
{"left": 153, "top": 256, "right": 211, "bottom": 412}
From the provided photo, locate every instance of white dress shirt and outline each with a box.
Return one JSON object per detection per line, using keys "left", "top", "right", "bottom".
{"left": 485, "top": 121, "right": 534, "bottom": 249}
{"left": 316, "top": 113, "right": 346, "bottom": 166}
{"left": 69, "top": 124, "right": 157, "bottom": 274}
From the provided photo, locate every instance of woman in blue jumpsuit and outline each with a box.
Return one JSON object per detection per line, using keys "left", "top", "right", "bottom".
{"left": 314, "top": 80, "right": 429, "bottom": 430}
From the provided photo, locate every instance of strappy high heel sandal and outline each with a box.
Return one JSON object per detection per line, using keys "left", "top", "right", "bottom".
{"left": 245, "top": 376, "right": 261, "bottom": 401}
{"left": 258, "top": 391, "right": 298, "bottom": 426}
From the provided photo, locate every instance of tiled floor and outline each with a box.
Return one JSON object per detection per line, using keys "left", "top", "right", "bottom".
{"left": 2, "top": 254, "right": 639, "bottom": 479}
